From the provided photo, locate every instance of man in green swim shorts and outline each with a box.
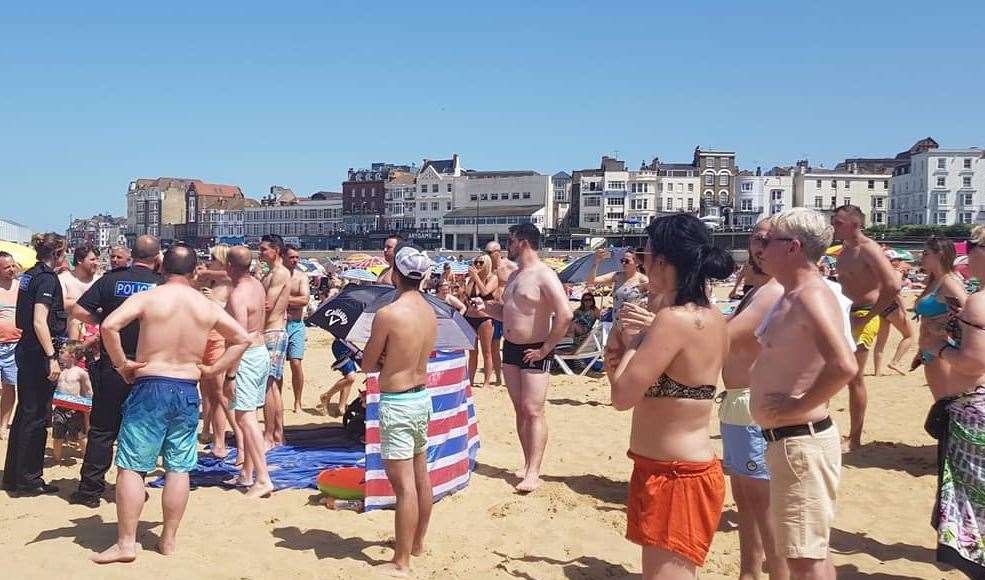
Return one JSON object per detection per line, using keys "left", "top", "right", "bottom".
{"left": 361, "top": 244, "right": 437, "bottom": 577}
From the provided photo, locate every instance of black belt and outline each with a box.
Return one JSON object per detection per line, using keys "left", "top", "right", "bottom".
{"left": 762, "top": 416, "right": 833, "bottom": 442}
{"left": 391, "top": 385, "right": 426, "bottom": 395}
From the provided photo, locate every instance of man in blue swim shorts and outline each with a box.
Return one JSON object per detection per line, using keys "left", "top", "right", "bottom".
{"left": 720, "top": 220, "right": 787, "bottom": 579}
{"left": 92, "top": 245, "right": 250, "bottom": 565}
{"left": 283, "top": 244, "right": 310, "bottom": 414}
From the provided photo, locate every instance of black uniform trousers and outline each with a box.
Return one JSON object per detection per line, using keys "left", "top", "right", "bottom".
{"left": 2, "top": 346, "right": 56, "bottom": 490}
{"left": 75, "top": 357, "right": 131, "bottom": 499}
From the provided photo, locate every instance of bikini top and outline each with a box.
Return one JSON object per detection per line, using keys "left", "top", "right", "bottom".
{"left": 915, "top": 287, "right": 949, "bottom": 318}
{"left": 612, "top": 275, "right": 645, "bottom": 314}
{"left": 644, "top": 373, "right": 716, "bottom": 400}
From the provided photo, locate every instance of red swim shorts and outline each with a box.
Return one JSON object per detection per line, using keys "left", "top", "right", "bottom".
{"left": 626, "top": 451, "right": 725, "bottom": 566}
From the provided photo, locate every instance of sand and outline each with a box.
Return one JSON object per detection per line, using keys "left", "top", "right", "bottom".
{"left": 0, "top": 325, "right": 964, "bottom": 579}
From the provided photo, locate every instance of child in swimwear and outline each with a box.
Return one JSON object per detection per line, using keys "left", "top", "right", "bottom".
{"left": 51, "top": 341, "right": 92, "bottom": 461}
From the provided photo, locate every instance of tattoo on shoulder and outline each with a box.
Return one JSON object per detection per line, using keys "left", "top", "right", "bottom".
{"left": 694, "top": 314, "right": 704, "bottom": 330}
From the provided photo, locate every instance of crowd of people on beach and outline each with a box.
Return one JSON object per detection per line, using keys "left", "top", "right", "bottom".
{"left": 1, "top": 204, "right": 984, "bottom": 578}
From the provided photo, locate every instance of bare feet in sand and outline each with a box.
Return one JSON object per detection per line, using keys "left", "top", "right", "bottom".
{"left": 156, "top": 538, "right": 176, "bottom": 556}
{"left": 516, "top": 476, "right": 542, "bottom": 493}
{"left": 92, "top": 542, "right": 140, "bottom": 564}
{"left": 375, "top": 562, "right": 410, "bottom": 577}
{"left": 841, "top": 436, "right": 861, "bottom": 453}
{"left": 512, "top": 467, "right": 527, "bottom": 480}
{"left": 224, "top": 475, "right": 254, "bottom": 488}
{"left": 887, "top": 363, "right": 907, "bottom": 376}
{"left": 244, "top": 481, "right": 273, "bottom": 499}
{"left": 411, "top": 543, "right": 426, "bottom": 557}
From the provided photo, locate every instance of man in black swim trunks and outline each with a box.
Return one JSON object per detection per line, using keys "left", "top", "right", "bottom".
{"left": 476, "top": 223, "right": 571, "bottom": 493}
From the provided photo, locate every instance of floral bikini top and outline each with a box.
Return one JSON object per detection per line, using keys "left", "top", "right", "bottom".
{"left": 644, "top": 374, "right": 717, "bottom": 400}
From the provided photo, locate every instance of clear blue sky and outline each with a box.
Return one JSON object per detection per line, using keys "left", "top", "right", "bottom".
{"left": 2, "top": 1, "right": 983, "bottom": 231}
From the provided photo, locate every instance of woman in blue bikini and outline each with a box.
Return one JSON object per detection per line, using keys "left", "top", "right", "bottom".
{"left": 913, "top": 237, "right": 966, "bottom": 401}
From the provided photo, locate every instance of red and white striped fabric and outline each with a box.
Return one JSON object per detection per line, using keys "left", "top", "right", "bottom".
{"left": 363, "top": 350, "right": 480, "bottom": 511}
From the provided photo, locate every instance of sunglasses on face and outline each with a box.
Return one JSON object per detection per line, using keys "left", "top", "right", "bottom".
{"left": 761, "top": 236, "right": 796, "bottom": 248}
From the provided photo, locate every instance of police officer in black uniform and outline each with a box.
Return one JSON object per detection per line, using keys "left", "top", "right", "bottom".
{"left": 2, "top": 233, "right": 68, "bottom": 496}
{"left": 68, "top": 234, "right": 163, "bottom": 508}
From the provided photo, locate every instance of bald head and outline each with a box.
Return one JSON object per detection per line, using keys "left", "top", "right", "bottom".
{"left": 163, "top": 244, "right": 197, "bottom": 276}
{"left": 133, "top": 235, "right": 161, "bottom": 261}
{"left": 485, "top": 241, "right": 501, "bottom": 253}
{"left": 227, "top": 245, "right": 253, "bottom": 273}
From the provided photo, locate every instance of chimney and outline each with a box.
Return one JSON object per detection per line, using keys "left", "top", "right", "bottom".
{"left": 756, "top": 166, "right": 762, "bottom": 176}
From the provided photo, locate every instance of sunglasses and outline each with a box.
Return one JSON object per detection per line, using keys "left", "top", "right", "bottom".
{"left": 761, "top": 236, "right": 796, "bottom": 248}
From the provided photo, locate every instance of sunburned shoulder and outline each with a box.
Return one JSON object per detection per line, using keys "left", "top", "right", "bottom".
{"left": 656, "top": 303, "right": 726, "bottom": 328}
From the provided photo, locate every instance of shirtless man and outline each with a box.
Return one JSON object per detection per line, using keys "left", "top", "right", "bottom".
{"left": 259, "top": 234, "right": 291, "bottom": 447}
{"left": 751, "top": 208, "right": 857, "bottom": 580}
{"left": 109, "top": 245, "right": 131, "bottom": 270}
{"left": 721, "top": 219, "right": 788, "bottom": 580}
{"left": 376, "top": 235, "right": 401, "bottom": 286}
{"left": 61, "top": 243, "right": 100, "bottom": 342}
{"left": 485, "top": 240, "right": 517, "bottom": 385}
{"left": 92, "top": 244, "right": 249, "bottom": 564}
{"left": 223, "top": 246, "right": 274, "bottom": 498}
{"left": 283, "top": 245, "right": 310, "bottom": 413}
{"left": 831, "top": 205, "right": 900, "bottom": 451}
{"left": 0, "top": 252, "right": 20, "bottom": 438}
{"left": 477, "top": 223, "right": 572, "bottom": 492}
{"left": 361, "top": 244, "right": 437, "bottom": 577}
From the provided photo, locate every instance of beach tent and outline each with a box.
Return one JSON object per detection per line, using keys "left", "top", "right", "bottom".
{"left": 363, "top": 350, "right": 479, "bottom": 510}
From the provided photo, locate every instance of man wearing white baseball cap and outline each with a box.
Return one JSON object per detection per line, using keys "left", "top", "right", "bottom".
{"left": 361, "top": 243, "right": 438, "bottom": 577}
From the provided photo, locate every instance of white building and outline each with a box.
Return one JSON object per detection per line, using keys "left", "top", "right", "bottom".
{"left": 576, "top": 156, "right": 629, "bottom": 232}
{"left": 442, "top": 170, "right": 552, "bottom": 250}
{"left": 244, "top": 192, "right": 343, "bottom": 248}
{"left": 551, "top": 172, "right": 572, "bottom": 230}
{"left": 0, "top": 217, "right": 33, "bottom": 244}
{"left": 889, "top": 148, "right": 985, "bottom": 226}
{"left": 383, "top": 172, "right": 419, "bottom": 230}
{"left": 793, "top": 167, "right": 891, "bottom": 226}
{"left": 734, "top": 172, "right": 794, "bottom": 228}
{"left": 654, "top": 164, "right": 701, "bottom": 220}
{"left": 414, "top": 157, "right": 462, "bottom": 233}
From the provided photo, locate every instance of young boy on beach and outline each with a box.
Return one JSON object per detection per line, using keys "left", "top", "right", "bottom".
{"left": 51, "top": 341, "right": 92, "bottom": 461}
{"left": 360, "top": 245, "right": 437, "bottom": 577}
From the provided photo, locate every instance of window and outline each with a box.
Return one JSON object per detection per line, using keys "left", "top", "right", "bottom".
{"left": 816, "top": 180, "right": 822, "bottom": 188}
{"left": 831, "top": 180, "right": 837, "bottom": 188}
{"left": 687, "top": 183, "right": 694, "bottom": 192}
{"left": 607, "top": 181, "right": 626, "bottom": 190}
{"left": 875, "top": 197, "right": 884, "bottom": 208}
{"left": 584, "top": 197, "right": 601, "bottom": 207}
{"left": 512, "top": 193, "right": 520, "bottom": 200}
{"left": 938, "top": 158, "right": 947, "bottom": 170}
{"left": 844, "top": 197, "right": 851, "bottom": 206}
{"left": 431, "top": 202, "right": 438, "bottom": 211}
{"left": 719, "top": 157, "right": 728, "bottom": 168}
{"left": 964, "top": 193, "right": 974, "bottom": 205}
{"left": 420, "top": 185, "right": 427, "bottom": 193}
{"left": 883, "top": 180, "right": 889, "bottom": 189}
{"left": 962, "top": 212, "right": 973, "bottom": 224}
{"left": 447, "top": 183, "right": 453, "bottom": 192}
{"left": 469, "top": 194, "right": 477, "bottom": 201}
{"left": 964, "top": 176, "right": 973, "bottom": 188}
{"left": 719, "top": 174, "right": 729, "bottom": 186}
{"left": 705, "top": 157, "right": 714, "bottom": 167}
{"left": 704, "top": 174, "right": 714, "bottom": 185}
{"left": 522, "top": 192, "right": 531, "bottom": 199}
{"left": 867, "top": 180, "right": 875, "bottom": 189}
{"left": 607, "top": 197, "right": 624, "bottom": 206}
{"left": 936, "top": 211, "right": 948, "bottom": 225}
{"left": 419, "top": 202, "right": 426, "bottom": 211}
{"left": 740, "top": 199, "right": 753, "bottom": 211}
{"left": 938, "top": 193, "right": 948, "bottom": 205}
{"left": 937, "top": 177, "right": 946, "bottom": 187}
{"left": 480, "top": 194, "right": 488, "bottom": 201}
{"left": 665, "top": 198, "right": 673, "bottom": 211}
{"left": 491, "top": 194, "right": 498, "bottom": 200}
{"left": 687, "top": 198, "right": 694, "bottom": 211}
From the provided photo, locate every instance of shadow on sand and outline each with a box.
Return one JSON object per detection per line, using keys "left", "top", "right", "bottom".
{"left": 473, "top": 462, "right": 626, "bottom": 505}
{"left": 830, "top": 528, "right": 946, "bottom": 572}
{"left": 271, "top": 526, "right": 387, "bottom": 565}
{"left": 29, "top": 514, "right": 162, "bottom": 553}
{"left": 494, "top": 551, "right": 634, "bottom": 580}
{"left": 842, "top": 441, "right": 937, "bottom": 477}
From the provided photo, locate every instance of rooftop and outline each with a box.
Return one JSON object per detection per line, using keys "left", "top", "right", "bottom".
{"left": 464, "top": 170, "right": 540, "bottom": 178}
{"left": 191, "top": 181, "right": 243, "bottom": 198}
{"left": 444, "top": 204, "right": 544, "bottom": 219}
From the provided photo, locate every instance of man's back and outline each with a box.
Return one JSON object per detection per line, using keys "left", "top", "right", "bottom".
{"left": 377, "top": 293, "right": 437, "bottom": 392}
{"left": 132, "top": 284, "right": 221, "bottom": 380}
{"left": 229, "top": 276, "right": 266, "bottom": 341}
{"left": 263, "top": 265, "right": 290, "bottom": 330}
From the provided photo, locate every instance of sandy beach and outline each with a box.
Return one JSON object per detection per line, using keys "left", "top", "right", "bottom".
{"left": 0, "top": 325, "right": 962, "bottom": 579}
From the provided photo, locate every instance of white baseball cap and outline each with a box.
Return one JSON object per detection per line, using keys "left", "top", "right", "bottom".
{"left": 394, "top": 246, "right": 433, "bottom": 281}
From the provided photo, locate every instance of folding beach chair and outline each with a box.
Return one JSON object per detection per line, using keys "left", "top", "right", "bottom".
{"left": 553, "top": 322, "right": 605, "bottom": 376}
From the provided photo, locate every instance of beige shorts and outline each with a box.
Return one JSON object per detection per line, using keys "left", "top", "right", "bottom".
{"left": 765, "top": 423, "right": 841, "bottom": 560}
